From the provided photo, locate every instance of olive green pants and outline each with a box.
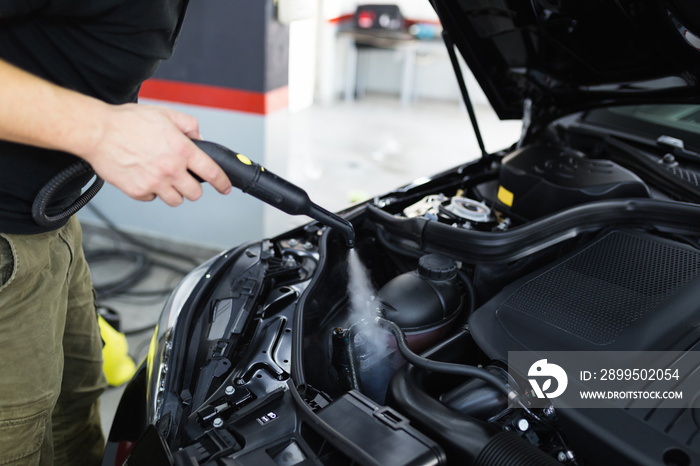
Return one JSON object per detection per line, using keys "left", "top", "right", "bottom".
{"left": 0, "top": 216, "right": 107, "bottom": 465}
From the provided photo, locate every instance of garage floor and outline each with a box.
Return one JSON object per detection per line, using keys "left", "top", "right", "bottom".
{"left": 93, "top": 94, "right": 522, "bottom": 439}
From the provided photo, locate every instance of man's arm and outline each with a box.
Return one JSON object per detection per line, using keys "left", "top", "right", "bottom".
{"left": 0, "top": 58, "right": 232, "bottom": 206}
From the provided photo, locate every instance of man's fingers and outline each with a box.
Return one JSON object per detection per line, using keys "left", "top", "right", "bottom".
{"left": 159, "top": 187, "right": 185, "bottom": 207}
{"left": 173, "top": 173, "right": 204, "bottom": 202}
{"left": 86, "top": 104, "right": 234, "bottom": 204}
{"left": 187, "top": 147, "right": 232, "bottom": 195}
{"left": 133, "top": 192, "right": 157, "bottom": 202}
{"left": 163, "top": 108, "right": 201, "bottom": 140}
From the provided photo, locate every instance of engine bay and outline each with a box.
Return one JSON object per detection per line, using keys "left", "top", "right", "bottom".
{"left": 140, "top": 119, "right": 700, "bottom": 466}
{"left": 297, "top": 126, "right": 700, "bottom": 465}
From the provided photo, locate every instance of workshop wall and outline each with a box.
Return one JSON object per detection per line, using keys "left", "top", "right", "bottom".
{"left": 79, "top": 0, "right": 291, "bottom": 249}
{"left": 78, "top": 0, "right": 490, "bottom": 248}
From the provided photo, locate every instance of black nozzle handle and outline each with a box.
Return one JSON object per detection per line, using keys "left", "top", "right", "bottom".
{"left": 192, "top": 140, "right": 355, "bottom": 247}
{"left": 192, "top": 139, "right": 311, "bottom": 215}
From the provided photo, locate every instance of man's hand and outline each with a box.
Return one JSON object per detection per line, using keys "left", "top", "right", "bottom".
{"left": 80, "top": 103, "right": 232, "bottom": 206}
{"left": 0, "top": 58, "right": 232, "bottom": 206}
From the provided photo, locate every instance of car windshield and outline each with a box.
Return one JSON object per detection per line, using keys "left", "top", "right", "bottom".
{"left": 582, "top": 104, "right": 700, "bottom": 151}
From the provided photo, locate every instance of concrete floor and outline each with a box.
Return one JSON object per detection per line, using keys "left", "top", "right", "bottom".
{"left": 93, "top": 93, "right": 522, "bottom": 441}
{"left": 265, "top": 94, "right": 522, "bottom": 237}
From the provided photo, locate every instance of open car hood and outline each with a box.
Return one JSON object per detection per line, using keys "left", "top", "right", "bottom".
{"left": 432, "top": 0, "right": 700, "bottom": 123}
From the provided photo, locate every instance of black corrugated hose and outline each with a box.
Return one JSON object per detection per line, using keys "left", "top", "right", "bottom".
{"left": 32, "top": 160, "right": 104, "bottom": 228}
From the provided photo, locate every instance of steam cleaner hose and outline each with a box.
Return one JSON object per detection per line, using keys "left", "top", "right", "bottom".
{"left": 32, "top": 161, "right": 104, "bottom": 228}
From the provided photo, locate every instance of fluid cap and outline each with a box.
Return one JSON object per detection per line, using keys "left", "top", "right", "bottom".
{"left": 418, "top": 254, "right": 457, "bottom": 281}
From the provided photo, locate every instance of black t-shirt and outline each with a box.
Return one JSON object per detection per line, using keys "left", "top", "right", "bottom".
{"left": 0, "top": 0, "right": 189, "bottom": 234}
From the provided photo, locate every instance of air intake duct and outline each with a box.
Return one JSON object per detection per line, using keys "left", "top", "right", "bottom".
{"left": 388, "top": 345, "right": 559, "bottom": 465}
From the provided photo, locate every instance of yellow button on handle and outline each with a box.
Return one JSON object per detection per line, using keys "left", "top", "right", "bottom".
{"left": 237, "top": 154, "right": 252, "bottom": 165}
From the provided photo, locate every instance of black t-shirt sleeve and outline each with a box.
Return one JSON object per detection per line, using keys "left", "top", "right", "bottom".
{"left": 0, "top": 0, "right": 49, "bottom": 17}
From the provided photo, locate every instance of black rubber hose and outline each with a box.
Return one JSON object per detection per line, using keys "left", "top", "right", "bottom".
{"left": 345, "top": 334, "right": 364, "bottom": 392}
{"left": 475, "top": 431, "right": 561, "bottom": 466}
{"left": 32, "top": 161, "right": 104, "bottom": 228}
{"left": 368, "top": 198, "right": 700, "bottom": 264}
{"left": 376, "top": 226, "right": 424, "bottom": 258}
{"left": 389, "top": 360, "right": 558, "bottom": 466}
{"left": 457, "top": 269, "right": 477, "bottom": 314}
{"left": 346, "top": 324, "right": 367, "bottom": 392}
{"left": 376, "top": 317, "right": 513, "bottom": 399}
{"left": 331, "top": 327, "right": 363, "bottom": 392}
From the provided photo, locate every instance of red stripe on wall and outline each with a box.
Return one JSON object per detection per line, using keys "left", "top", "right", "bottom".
{"left": 139, "top": 79, "right": 289, "bottom": 115}
{"left": 264, "top": 86, "right": 290, "bottom": 114}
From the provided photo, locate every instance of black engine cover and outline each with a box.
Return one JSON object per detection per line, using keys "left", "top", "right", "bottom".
{"left": 496, "top": 146, "right": 650, "bottom": 220}
{"left": 469, "top": 229, "right": 700, "bottom": 465}
{"left": 470, "top": 229, "right": 700, "bottom": 356}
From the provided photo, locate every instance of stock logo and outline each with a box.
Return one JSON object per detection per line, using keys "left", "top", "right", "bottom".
{"left": 528, "top": 359, "right": 568, "bottom": 399}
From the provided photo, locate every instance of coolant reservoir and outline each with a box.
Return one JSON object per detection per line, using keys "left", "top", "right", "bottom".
{"left": 378, "top": 254, "right": 463, "bottom": 352}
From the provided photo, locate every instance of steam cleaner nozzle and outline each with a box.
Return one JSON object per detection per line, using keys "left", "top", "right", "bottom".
{"left": 308, "top": 204, "right": 355, "bottom": 248}
{"left": 193, "top": 140, "right": 355, "bottom": 248}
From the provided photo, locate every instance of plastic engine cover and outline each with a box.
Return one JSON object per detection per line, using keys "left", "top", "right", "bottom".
{"left": 495, "top": 145, "right": 650, "bottom": 220}
{"left": 470, "top": 229, "right": 700, "bottom": 357}
{"left": 469, "top": 229, "right": 700, "bottom": 465}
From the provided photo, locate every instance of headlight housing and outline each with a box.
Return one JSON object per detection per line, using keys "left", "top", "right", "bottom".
{"left": 146, "top": 255, "right": 218, "bottom": 423}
